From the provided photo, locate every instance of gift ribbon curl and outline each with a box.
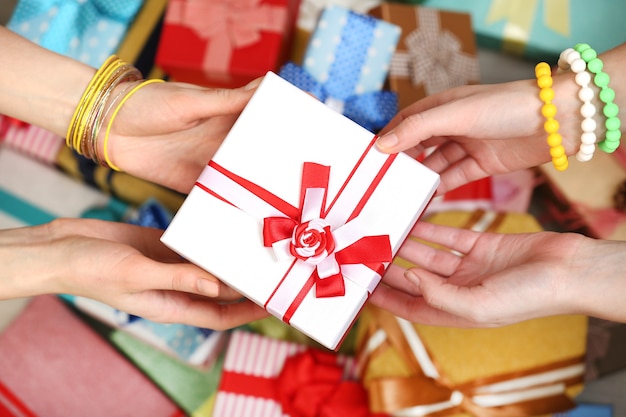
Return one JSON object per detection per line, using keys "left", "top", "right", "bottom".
{"left": 166, "top": 0, "right": 287, "bottom": 74}
{"left": 358, "top": 308, "right": 585, "bottom": 417}
{"left": 196, "top": 144, "right": 395, "bottom": 323}
{"left": 280, "top": 62, "right": 398, "bottom": 132}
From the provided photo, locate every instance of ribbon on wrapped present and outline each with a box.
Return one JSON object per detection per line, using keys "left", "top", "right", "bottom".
{"left": 8, "top": 0, "right": 144, "bottom": 67}
{"left": 371, "top": 4, "right": 479, "bottom": 110}
{"left": 213, "top": 330, "right": 374, "bottom": 417}
{"left": 356, "top": 306, "right": 587, "bottom": 417}
{"left": 280, "top": 62, "right": 398, "bottom": 132}
{"left": 197, "top": 156, "right": 393, "bottom": 323}
{"left": 165, "top": 0, "right": 287, "bottom": 76}
{"left": 281, "top": 6, "right": 400, "bottom": 131}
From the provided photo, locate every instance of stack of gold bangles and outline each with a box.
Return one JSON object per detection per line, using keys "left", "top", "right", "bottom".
{"left": 65, "top": 55, "right": 163, "bottom": 171}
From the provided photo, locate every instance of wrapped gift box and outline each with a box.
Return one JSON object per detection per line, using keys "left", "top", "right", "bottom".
{"left": 411, "top": 0, "right": 626, "bottom": 61}
{"left": 0, "top": 296, "right": 182, "bottom": 417}
{"left": 370, "top": 3, "right": 480, "bottom": 110}
{"left": 7, "top": 0, "right": 144, "bottom": 67}
{"left": 279, "top": 5, "right": 401, "bottom": 131}
{"left": 161, "top": 71, "right": 439, "bottom": 350}
{"left": 357, "top": 210, "right": 588, "bottom": 416}
{"left": 156, "top": 0, "right": 299, "bottom": 88}
{"left": 356, "top": 304, "right": 587, "bottom": 416}
{"left": 212, "top": 330, "right": 366, "bottom": 417}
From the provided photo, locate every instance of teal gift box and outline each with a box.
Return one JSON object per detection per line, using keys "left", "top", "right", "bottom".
{"left": 411, "top": 0, "right": 626, "bottom": 61}
{"left": 7, "top": 0, "right": 144, "bottom": 67}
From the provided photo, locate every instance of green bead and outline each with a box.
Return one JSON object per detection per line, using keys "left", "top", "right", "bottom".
{"left": 581, "top": 48, "right": 598, "bottom": 62}
{"left": 575, "top": 43, "right": 590, "bottom": 53}
{"left": 587, "top": 58, "right": 604, "bottom": 73}
{"left": 603, "top": 102, "right": 619, "bottom": 118}
{"left": 600, "top": 87, "right": 615, "bottom": 103}
{"left": 606, "top": 116, "right": 622, "bottom": 131}
{"left": 594, "top": 72, "right": 610, "bottom": 88}
{"left": 598, "top": 141, "right": 618, "bottom": 153}
{"left": 606, "top": 129, "right": 622, "bottom": 141}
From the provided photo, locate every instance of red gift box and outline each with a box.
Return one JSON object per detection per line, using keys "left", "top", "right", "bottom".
{"left": 212, "top": 330, "right": 376, "bottom": 417}
{"left": 156, "top": 0, "right": 299, "bottom": 88}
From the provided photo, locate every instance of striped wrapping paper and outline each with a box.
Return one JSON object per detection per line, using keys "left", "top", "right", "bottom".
{"left": 0, "top": 116, "right": 63, "bottom": 165}
{"left": 213, "top": 330, "right": 358, "bottom": 417}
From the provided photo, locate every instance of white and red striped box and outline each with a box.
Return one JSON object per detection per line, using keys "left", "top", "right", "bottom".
{"left": 161, "top": 72, "right": 439, "bottom": 350}
{"left": 212, "top": 330, "right": 362, "bottom": 417}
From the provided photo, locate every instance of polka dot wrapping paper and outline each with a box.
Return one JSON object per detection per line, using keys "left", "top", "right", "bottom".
{"left": 279, "top": 5, "right": 401, "bottom": 132}
{"left": 7, "top": 0, "right": 144, "bottom": 68}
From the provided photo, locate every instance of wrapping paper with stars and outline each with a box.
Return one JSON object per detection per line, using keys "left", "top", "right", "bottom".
{"left": 7, "top": 0, "right": 144, "bottom": 68}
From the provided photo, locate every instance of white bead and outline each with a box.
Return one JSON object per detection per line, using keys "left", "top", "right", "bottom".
{"left": 581, "top": 131, "right": 597, "bottom": 144}
{"left": 581, "top": 117, "right": 597, "bottom": 132}
{"left": 576, "top": 151, "right": 594, "bottom": 162}
{"left": 580, "top": 143, "right": 596, "bottom": 154}
{"left": 566, "top": 49, "right": 581, "bottom": 64}
{"left": 560, "top": 48, "right": 574, "bottom": 60}
{"left": 570, "top": 58, "right": 586, "bottom": 73}
{"left": 578, "top": 86, "right": 594, "bottom": 102}
{"left": 581, "top": 102, "right": 596, "bottom": 118}
{"left": 575, "top": 70, "right": 591, "bottom": 86}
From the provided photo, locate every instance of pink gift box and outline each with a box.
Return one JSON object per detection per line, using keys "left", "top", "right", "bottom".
{"left": 161, "top": 72, "right": 439, "bottom": 350}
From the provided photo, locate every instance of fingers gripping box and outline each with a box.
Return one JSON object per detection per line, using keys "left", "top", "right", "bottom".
{"left": 161, "top": 72, "right": 439, "bottom": 350}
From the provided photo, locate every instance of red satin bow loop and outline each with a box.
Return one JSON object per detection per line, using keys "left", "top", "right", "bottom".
{"left": 277, "top": 350, "right": 373, "bottom": 417}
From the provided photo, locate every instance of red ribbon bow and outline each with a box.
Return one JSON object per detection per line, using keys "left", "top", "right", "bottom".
{"left": 276, "top": 350, "right": 376, "bottom": 417}
{"left": 262, "top": 162, "right": 392, "bottom": 298}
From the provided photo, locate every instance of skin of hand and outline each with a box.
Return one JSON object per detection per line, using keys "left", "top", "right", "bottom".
{"left": 100, "top": 79, "right": 260, "bottom": 194}
{"left": 371, "top": 221, "right": 626, "bottom": 327}
{"left": 0, "top": 218, "right": 268, "bottom": 329}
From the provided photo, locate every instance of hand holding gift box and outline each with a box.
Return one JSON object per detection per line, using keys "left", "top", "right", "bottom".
{"left": 161, "top": 72, "right": 439, "bottom": 350}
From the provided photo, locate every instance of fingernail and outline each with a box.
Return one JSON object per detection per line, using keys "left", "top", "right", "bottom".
{"left": 197, "top": 279, "right": 219, "bottom": 296}
{"left": 244, "top": 77, "right": 263, "bottom": 90}
{"left": 404, "top": 270, "right": 421, "bottom": 287}
{"left": 376, "top": 132, "right": 398, "bottom": 150}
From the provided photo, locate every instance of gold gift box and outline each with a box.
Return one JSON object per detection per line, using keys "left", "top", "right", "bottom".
{"left": 358, "top": 210, "right": 588, "bottom": 416}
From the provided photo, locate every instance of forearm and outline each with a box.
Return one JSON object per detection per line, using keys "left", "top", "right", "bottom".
{"left": 0, "top": 26, "right": 95, "bottom": 137}
{"left": 0, "top": 222, "right": 62, "bottom": 300}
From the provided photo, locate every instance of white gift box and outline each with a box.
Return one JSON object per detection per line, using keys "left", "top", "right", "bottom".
{"left": 161, "top": 72, "right": 439, "bottom": 350}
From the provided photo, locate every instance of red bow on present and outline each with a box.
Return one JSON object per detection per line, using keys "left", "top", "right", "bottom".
{"left": 263, "top": 162, "right": 392, "bottom": 298}
{"left": 276, "top": 350, "right": 378, "bottom": 417}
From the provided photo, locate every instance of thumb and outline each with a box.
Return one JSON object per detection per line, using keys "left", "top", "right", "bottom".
{"left": 198, "top": 77, "right": 263, "bottom": 116}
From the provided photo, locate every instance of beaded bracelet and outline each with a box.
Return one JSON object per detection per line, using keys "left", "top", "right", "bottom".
{"left": 557, "top": 48, "right": 597, "bottom": 162}
{"left": 535, "top": 62, "right": 568, "bottom": 171}
{"left": 574, "top": 43, "right": 621, "bottom": 153}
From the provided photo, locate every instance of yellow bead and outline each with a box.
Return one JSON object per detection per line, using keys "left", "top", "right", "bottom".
{"left": 553, "top": 157, "right": 569, "bottom": 171}
{"left": 535, "top": 62, "right": 551, "bottom": 76}
{"left": 547, "top": 133, "right": 562, "bottom": 147}
{"left": 541, "top": 103, "right": 557, "bottom": 119}
{"left": 537, "top": 74, "right": 553, "bottom": 89}
{"left": 539, "top": 87, "right": 555, "bottom": 102}
{"left": 553, "top": 154, "right": 568, "bottom": 166}
{"left": 544, "top": 118, "right": 560, "bottom": 134}
{"left": 549, "top": 145, "right": 565, "bottom": 158}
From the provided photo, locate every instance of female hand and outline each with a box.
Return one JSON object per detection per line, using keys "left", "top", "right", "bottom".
{"left": 0, "top": 218, "right": 268, "bottom": 329}
{"left": 103, "top": 79, "right": 260, "bottom": 194}
{"left": 375, "top": 77, "right": 583, "bottom": 194}
{"left": 370, "top": 221, "right": 626, "bottom": 327}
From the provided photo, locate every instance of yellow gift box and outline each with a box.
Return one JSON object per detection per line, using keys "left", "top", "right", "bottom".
{"left": 357, "top": 210, "right": 588, "bottom": 416}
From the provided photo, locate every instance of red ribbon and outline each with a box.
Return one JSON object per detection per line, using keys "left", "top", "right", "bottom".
{"left": 220, "top": 349, "right": 379, "bottom": 417}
